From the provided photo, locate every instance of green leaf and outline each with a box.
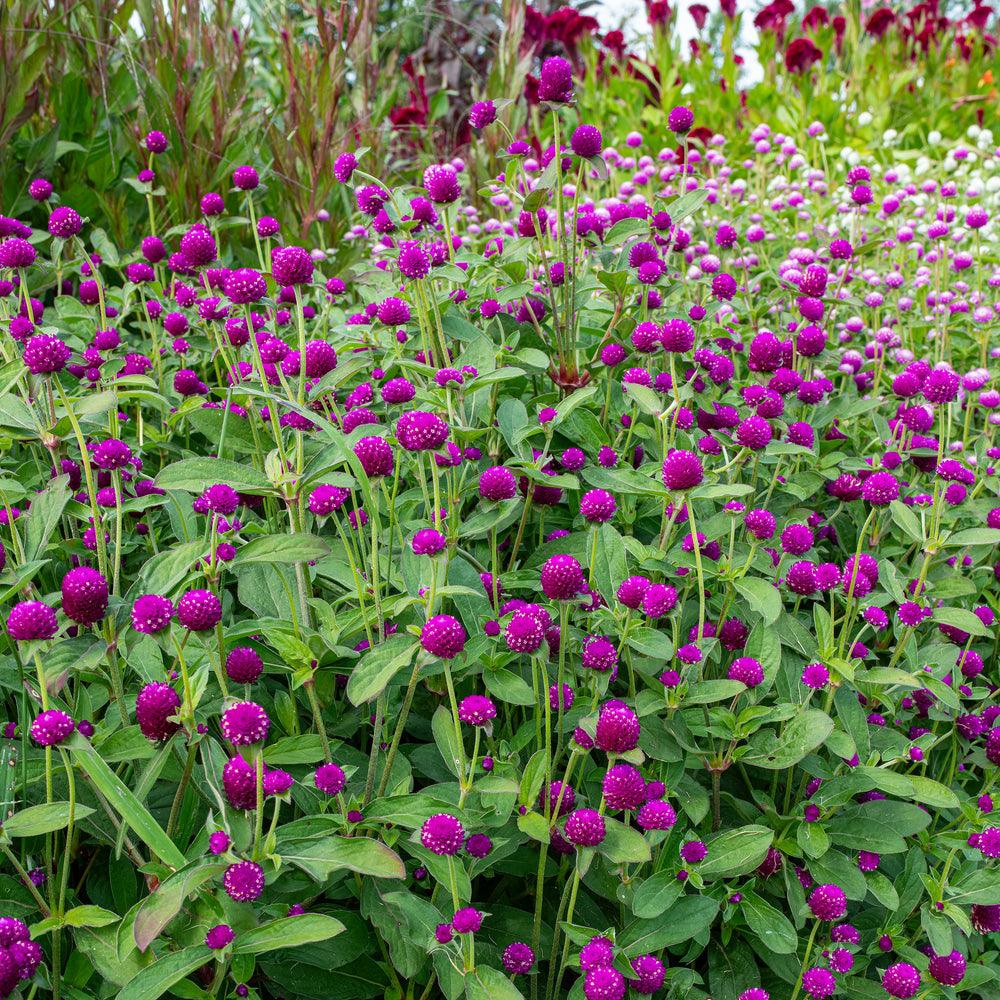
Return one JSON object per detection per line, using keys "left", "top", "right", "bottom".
{"left": 685, "top": 680, "right": 748, "bottom": 704}
{"left": 233, "top": 914, "right": 345, "bottom": 955}
{"left": 740, "top": 890, "right": 798, "bottom": 954}
{"left": 117, "top": 945, "right": 212, "bottom": 1000}
{"left": 233, "top": 533, "right": 330, "bottom": 565}
{"left": 740, "top": 711, "right": 834, "bottom": 769}
{"left": 466, "top": 965, "right": 526, "bottom": 1000}
{"left": 137, "top": 541, "right": 206, "bottom": 596}
{"left": 23, "top": 475, "right": 69, "bottom": 561}
{"left": 597, "top": 818, "right": 651, "bottom": 864}
{"left": 31, "top": 905, "right": 119, "bottom": 936}
{"left": 865, "top": 871, "right": 899, "bottom": 910}
{"left": 284, "top": 836, "right": 405, "bottom": 881}
{"left": 932, "top": 607, "right": 988, "bottom": 637}
{"left": 945, "top": 527, "right": 1000, "bottom": 547}
{"left": 591, "top": 523, "right": 627, "bottom": 607}
{"left": 4, "top": 801, "right": 95, "bottom": 837}
{"left": 630, "top": 871, "right": 683, "bottom": 919}
{"left": 483, "top": 668, "right": 535, "bottom": 706}
{"left": 553, "top": 385, "right": 598, "bottom": 426}
{"left": 155, "top": 457, "right": 273, "bottom": 494}
{"left": 516, "top": 811, "right": 550, "bottom": 844}
{"left": 907, "top": 775, "right": 959, "bottom": 809}
{"left": 66, "top": 733, "right": 186, "bottom": 869}
{"left": 733, "top": 577, "right": 781, "bottom": 626}
{"left": 134, "top": 862, "right": 227, "bottom": 952}
{"left": 90, "top": 228, "right": 121, "bottom": 267}
{"left": 346, "top": 637, "right": 418, "bottom": 706}
{"left": 889, "top": 500, "right": 922, "bottom": 543}
{"left": 432, "top": 704, "right": 463, "bottom": 777}
{"left": 618, "top": 896, "right": 719, "bottom": 956}
{"left": 947, "top": 870, "right": 1000, "bottom": 904}
{"left": 667, "top": 187, "right": 710, "bottom": 223}
{"left": 699, "top": 825, "right": 774, "bottom": 879}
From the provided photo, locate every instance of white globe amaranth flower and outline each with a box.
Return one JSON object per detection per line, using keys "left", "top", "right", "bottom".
{"left": 969, "top": 125, "right": 982, "bottom": 139}
{"left": 928, "top": 130, "right": 942, "bottom": 145}
{"left": 858, "top": 111, "right": 873, "bottom": 127}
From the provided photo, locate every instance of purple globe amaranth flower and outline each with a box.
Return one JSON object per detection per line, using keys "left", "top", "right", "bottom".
{"left": 564, "top": 808, "right": 606, "bottom": 846}
{"left": 637, "top": 799, "right": 677, "bottom": 830}
{"left": 225, "top": 268, "right": 267, "bottom": 304}
{"left": 423, "top": 164, "right": 460, "bottom": 204}
{"left": 223, "top": 756, "right": 257, "bottom": 809}
{"left": 333, "top": 152, "right": 357, "bottom": 182}
{"left": 176, "top": 589, "right": 222, "bottom": 631}
{"left": 680, "top": 840, "right": 707, "bottom": 863}
{"left": 571, "top": 125, "right": 602, "bottom": 158}
{"left": 233, "top": 165, "right": 259, "bottom": 190}
{"left": 863, "top": 471, "right": 899, "bottom": 506}
{"left": 736, "top": 416, "right": 772, "bottom": 450}
{"left": 728, "top": 656, "right": 764, "bottom": 687}
{"left": 479, "top": 466, "right": 517, "bottom": 501}
{"left": 468, "top": 101, "right": 497, "bottom": 129}
{"left": 23, "top": 334, "right": 71, "bottom": 375}
{"left": 434, "top": 923, "right": 453, "bottom": 944}
{"left": 457, "top": 695, "right": 496, "bottom": 726}
{"left": 540, "top": 554, "right": 585, "bottom": 600}
{"left": 580, "top": 936, "right": 614, "bottom": 970}
{"left": 29, "top": 178, "right": 53, "bottom": 201}
{"left": 398, "top": 241, "right": 431, "bottom": 281}
{"left": 315, "top": 763, "right": 346, "bottom": 795}
{"left": 136, "top": 683, "right": 181, "bottom": 741}
{"left": 595, "top": 701, "right": 640, "bottom": 753}
{"left": 223, "top": 860, "right": 264, "bottom": 902}
{"left": 667, "top": 106, "right": 694, "bottom": 133}
{"left": 396, "top": 410, "right": 449, "bottom": 450}
{"left": 420, "top": 813, "right": 464, "bottom": 855}
{"left": 206, "top": 924, "right": 235, "bottom": 949}
{"left": 537, "top": 57, "right": 574, "bottom": 103}
{"left": 602, "top": 764, "right": 646, "bottom": 810}
{"left": 580, "top": 489, "right": 616, "bottom": 523}
{"left": 131, "top": 594, "right": 174, "bottom": 634}
{"left": 271, "top": 246, "right": 314, "bottom": 287}
{"left": 451, "top": 907, "right": 482, "bottom": 934}
{"left": 808, "top": 884, "right": 847, "bottom": 920}
{"left": 801, "top": 967, "right": 835, "bottom": 999}
{"left": 412, "top": 529, "right": 446, "bottom": 555}
{"left": 629, "top": 955, "right": 665, "bottom": 995}
{"left": 737, "top": 992, "right": 770, "bottom": 1000}
{"left": 61, "top": 567, "right": 108, "bottom": 626}
{"left": 209, "top": 830, "right": 231, "bottom": 854}
{"left": 420, "top": 615, "right": 466, "bottom": 658}
{"left": 221, "top": 701, "right": 270, "bottom": 745}
{"left": 353, "top": 436, "right": 394, "bottom": 478}
{"left": 584, "top": 965, "right": 626, "bottom": 1000}
{"left": 928, "top": 950, "right": 966, "bottom": 986}
{"left": 882, "top": 962, "right": 920, "bottom": 998}
{"left": 92, "top": 438, "right": 133, "bottom": 470}
{"left": 502, "top": 942, "right": 535, "bottom": 975}
{"left": 48, "top": 206, "right": 82, "bottom": 239}
{"left": 662, "top": 449, "right": 704, "bottom": 490}
{"left": 179, "top": 226, "right": 217, "bottom": 267}
{"left": 8, "top": 601, "right": 58, "bottom": 641}
{"left": 505, "top": 613, "right": 545, "bottom": 653}
{"left": 465, "top": 833, "right": 491, "bottom": 858}
{"left": 30, "top": 710, "right": 75, "bottom": 746}
{"left": 0, "top": 238, "right": 36, "bottom": 269}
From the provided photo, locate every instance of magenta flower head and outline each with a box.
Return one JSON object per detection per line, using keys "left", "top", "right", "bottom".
{"left": 928, "top": 950, "right": 965, "bottom": 987}
{"left": 469, "top": 101, "right": 497, "bottom": 129}
{"left": 145, "top": 130, "right": 168, "bottom": 153}
{"left": 233, "top": 165, "right": 259, "bottom": 190}
{"left": 637, "top": 799, "right": 677, "bottom": 830}
{"left": 209, "top": 830, "right": 231, "bottom": 855}
{"left": 354, "top": 436, "right": 394, "bottom": 478}
{"left": 271, "top": 246, "right": 314, "bottom": 287}
{"left": 221, "top": 701, "right": 270, "bottom": 745}
{"left": 972, "top": 903, "right": 1000, "bottom": 932}
{"left": 423, "top": 164, "right": 460, "bottom": 204}
{"left": 479, "top": 466, "right": 517, "bottom": 501}
{"left": 808, "top": 884, "right": 847, "bottom": 920}
{"left": 502, "top": 943, "right": 535, "bottom": 975}
{"left": 564, "top": 808, "right": 606, "bottom": 846}
{"left": 223, "top": 757, "right": 256, "bottom": 809}
{"left": 602, "top": 764, "right": 646, "bottom": 810}
{"left": 420, "top": 615, "right": 466, "bottom": 659}
{"left": 801, "top": 967, "right": 835, "bottom": 999}
{"left": 7, "top": 600, "right": 58, "bottom": 641}
{"left": 179, "top": 226, "right": 217, "bottom": 267}
{"left": 862, "top": 471, "right": 899, "bottom": 506}
{"left": 737, "top": 992, "right": 770, "bottom": 1000}
{"left": 571, "top": 125, "right": 602, "bottom": 158}
{"left": 505, "top": 613, "right": 545, "bottom": 654}
{"left": 667, "top": 106, "right": 694, "bottom": 133}
{"left": 458, "top": 695, "right": 496, "bottom": 726}
{"left": 728, "top": 656, "right": 764, "bottom": 687}
{"left": 315, "top": 762, "right": 346, "bottom": 795}
{"left": 48, "top": 206, "right": 83, "bottom": 239}
{"left": 630, "top": 954, "right": 665, "bottom": 995}
{"left": 580, "top": 489, "right": 616, "bottom": 523}
{"left": 23, "top": 334, "right": 71, "bottom": 375}
{"left": 452, "top": 907, "right": 482, "bottom": 934}
{"left": 412, "top": 529, "right": 446, "bottom": 556}
{"left": 420, "top": 813, "right": 464, "bottom": 855}
{"left": 131, "top": 594, "right": 174, "bottom": 634}
{"left": 0, "top": 238, "right": 37, "bottom": 270}
{"left": 882, "top": 963, "right": 920, "bottom": 998}
{"left": 736, "top": 416, "right": 772, "bottom": 450}
{"left": 595, "top": 701, "right": 640, "bottom": 753}
{"left": 136, "top": 682, "right": 181, "bottom": 741}
{"left": 176, "top": 589, "right": 222, "bottom": 631}
{"left": 223, "top": 860, "right": 264, "bottom": 902}
{"left": 61, "top": 566, "right": 108, "bottom": 626}
{"left": 662, "top": 449, "right": 704, "bottom": 490}
{"left": 92, "top": 439, "right": 133, "bottom": 470}
{"left": 206, "top": 924, "right": 234, "bottom": 949}
{"left": 29, "top": 178, "right": 53, "bottom": 201}
{"left": 584, "top": 965, "right": 625, "bottom": 1000}
{"left": 801, "top": 663, "right": 829, "bottom": 689}
{"left": 30, "top": 710, "right": 75, "bottom": 746}
{"left": 540, "top": 554, "right": 585, "bottom": 600}
{"left": 398, "top": 241, "right": 432, "bottom": 281}
{"left": 538, "top": 56, "right": 574, "bottom": 103}
{"left": 225, "top": 268, "right": 267, "bottom": 304}
{"left": 333, "top": 152, "right": 357, "bottom": 182}
{"left": 397, "top": 410, "right": 449, "bottom": 450}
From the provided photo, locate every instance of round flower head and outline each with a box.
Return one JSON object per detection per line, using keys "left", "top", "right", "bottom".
{"left": 862, "top": 471, "right": 899, "bottom": 506}
{"left": 458, "top": 695, "right": 496, "bottom": 727}
{"left": 412, "top": 529, "right": 446, "bottom": 556}
{"left": 451, "top": 907, "right": 482, "bottom": 933}
{"left": 662, "top": 450, "right": 704, "bottom": 490}
{"left": 398, "top": 241, "right": 431, "bottom": 281}
{"left": 179, "top": 226, "right": 217, "bottom": 267}
{"left": 617, "top": 575, "right": 650, "bottom": 609}
{"left": 61, "top": 567, "right": 108, "bottom": 626}
{"left": 728, "top": 656, "right": 764, "bottom": 687}
{"left": 209, "top": 830, "right": 231, "bottom": 855}
{"left": 637, "top": 799, "right": 677, "bottom": 830}
{"left": 176, "top": 589, "right": 222, "bottom": 631}
{"left": 540, "top": 554, "right": 585, "bottom": 600}
{"left": 92, "top": 439, "right": 133, "bottom": 470}
{"left": 465, "top": 833, "right": 491, "bottom": 858}
{"left": 629, "top": 955, "right": 665, "bottom": 995}
{"left": 206, "top": 924, "right": 234, "bottom": 950}
{"left": 882, "top": 963, "right": 920, "bottom": 998}
{"left": 223, "top": 757, "right": 256, "bottom": 809}
{"left": 0, "top": 238, "right": 36, "bottom": 269}
{"left": 397, "top": 410, "right": 449, "bottom": 450}
{"left": 928, "top": 950, "right": 965, "bottom": 987}
{"left": 224, "top": 647, "right": 263, "bottom": 684}
{"left": 233, "top": 165, "right": 259, "bottom": 190}
{"left": 602, "top": 764, "right": 646, "bottom": 810}
{"left": 420, "top": 813, "right": 464, "bottom": 855}
{"left": 582, "top": 636, "right": 618, "bottom": 673}
{"left": 23, "top": 334, "right": 71, "bottom": 375}
{"left": 29, "top": 178, "right": 53, "bottom": 201}
{"left": 571, "top": 125, "right": 602, "bottom": 158}
{"left": 271, "top": 246, "right": 314, "bottom": 287}
{"left": 564, "top": 808, "right": 606, "bottom": 846}
{"left": 537, "top": 56, "right": 574, "bottom": 103}
{"left": 225, "top": 268, "right": 267, "bottom": 304}
{"left": 420, "top": 615, "right": 466, "bottom": 658}
{"left": 736, "top": 416, "right": 772, "bottom": 450}
{"left": 7, "top": 601, "right": 58, "bottom": 641}
{"left": 315, "top": 762, "right": 346, "bottom": 795}
{"left": 801, "top": 968, "right": 835, "bottom": 999}
{"left": 423, "top": 164, "right": 460, "bottom": 204}
{"left": 136, "top": 683, "right": 181, "bottom": 741}
{"left": 30, "top": 710, "right": 75, "bottom": 746}
{"left": 681, "top": 840, "right": 707, "bottom": 863}
{"left": 48, "top": 206, "right": 82, "bottom": 239}
{"left": 223, "top": 860, "right": 265, "bottom": 902}
{"left": 333, "top": 152, "right": 356, "bottom": 182}
{"left": 808, "top": 884, "right": 847, "bottom": 920}
{"left": 668, "top": 106, "right": 694, "bottom": 133}
{"left": 737, "top": 992, "right": 770, "bottom": 1000}
{"left": 354, "top": 436, "right": 394, "bottom": 478}
{"left": 502, "top": 943, "right": 535, "bottom": 975}
{"left": 221, "top": 701, "right": 270, "bottom": 745}
{"left": 505, "top": 613, "right": 545, "bottom": 654}
{"left": 595, "top": 702, "right": 640, "bottom": 753}
{"left": 468, "top": 101, "right": 497, "bottom": 129}
{"left": 580, "top": 489, "right": 616, "bottom": 523}
{"left": 131, "top": 594, "right": 174, "bottom": 634}
{"left": 584, "top": 965, "right": 625, "bottom": 1000}
{"left": 479, "top": 466, "right": 517, "bottom": 501}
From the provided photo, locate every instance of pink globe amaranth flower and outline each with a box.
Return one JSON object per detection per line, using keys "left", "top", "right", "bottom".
{"left": 728, "top": 656, "right": 764, "bottom": 687}
{"left": 206, "top": 924, "right": 234, "bottom": 949}
{"left": 662, "top": 449, "right": 703, "bottom": 490}
{"left": 29, "top": 178, "right": 53, "bottom": 201}
{"left": 61, "top": 566, "right": 108, "bottom": 626}
{"left": 637, "top": 799, "right": 677, "bottom": 830}
{"left": 882, "top": 962, "right": 920, "bottom": 998}
{"left": 457, "top": 695, "right": 496, "bottom": 726}
{"left": 451, "top": 907, "right": 481, "bottom": 933}
{"left": 537, "top": 56, "right": 574, "bottom": 103}
{"left": 580, "top": 489, "right": 616, "bottom": 523}
{"left": 423, "top": 164, "right": 460, "bottom": 204}
{"left": 225, "top": 268, "right": 266, "bottom": 304}
{"left": 736, "top": 416, "right": 772, "bottom": 450}
{"left": 381, "top": 377, "right": 416, "bottom": 405}
{"left": 602, "top": 764, "right": 646, "bottom": 810}
{"left": 333, "top": 152, "right": 356, "bottom": 182}
{"left": 595, "top": 702, "right": 640, "bottom": 753}
{"left": 179, "top": 226, "right": 217, "bottom": 267}
{"left": 131, "top": 594, "right": 174, "bottom": 634}
{"left": 353, "top": 436, "right": 394, "bottom": 478}
{"left": 862, "top": 471, "right": 899, "bottom": 506}
{"left": 92, "top": 438, "right": 132, "bottom": 470}
{"left": 808, "top": 884, "right": 847, "bottom": 920}
{"left": 315, "top": 762, "right": 346, "bottom": 795}
{"left": 221, "top": 701, "right": 270, "bottom": 745}
{"left": 7, "top": 601, "right": 58, "bottom": 641}
{"left": 505, "top": 613, "right": 545, "bottom": 653}
{"left": 176, "top": 589, "right": 222, "bottom": 631}
{"left": 136, "top": 683, "right": 181, "bottom": 741}
{"left": 581, "top": 636, "right": 618, "bottom": 673}
{"left": 145, "top": 130, "right": 168, "bottom": 153}
{"left": 616, "top": 575, "right": 650, "bottom": 609}
{"left": 0, "top": 238, "right": 37, "bottom": 269}
{"left": 468, "top": 101, "right": 497, "bottom": 129}
{"left": 202, "top": 483, "right": 239, "bottom": 516}
{"left": 571, "top": 125, "right": 602, "bottom": 158}
{"left": 233, "top": 165, "right": 259, "bottom": 190}
{"left": 580, "top": 936, "right": 614, "bottom": 970}
{"left": 479, "top": 466, "right": 516, "bottom": 501}
{"left": 629, "top": 955, "right": 665, "bottom": 995}
{"left": 420, "top": 813, "right": 464, "bottom": 855}
{"left": 396, "top": 410, "right": 449, "bottom": 450}
{"left": 737, "top": 991, "right": 770, "bottom": 1000}
{"left": 502, "top": 942, "right": 535, "bottom": 975}
{"left": 376, "top": 296, "right": 410, "bottom": 326}
{"left": 801, "top": 967, "right": 835, "bottom": 999}
{"left": 30, "top": 710, "right": 75, "bottom": 746}
{"left": 223, "top": 860, "right": 264, "bottom": 902}
{"left": 271, "top": 246, "right": 314, "bottom": 287}
{"left": 412, "top": 528, "right": 446, "bottom": 555}
{"left": 564, "top": 808, "right": 606, "bottom": 846}
{"left": 540, "top": 554, "right": 585, "bottom": 600}
{"left": 263, "top": 769, "right": 293, "bottom": 795}
{"left": 584, "top": 965, "right": 625, "bottom": 1000}
{"left": 398, "top": 241, "right": 432, "bottom": 281}
{"left": 928, "top": 950, "right": 965, "bottom": 986}
{"left": 23, "top": 334, "right": 71, "bottom": 375}
{"left": 209, "top": 830, "right": 231, "bottom": 854}
{"left": 681, "top": 840, "right": 707, "bottom": 863}
{"left": 223, "top": 756, "right": 257, "bottom": 809}
{"left": 308, "top": 484, "right": 349, "bottom": 516}
{"left": 48, "top": 206, "right": 82, "bottom": 239}
{"left": 420, "top": 615, "right": 466, "bottom": 658}
{"left": 667, "top": 106, "right": 694, "bottom": 133}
